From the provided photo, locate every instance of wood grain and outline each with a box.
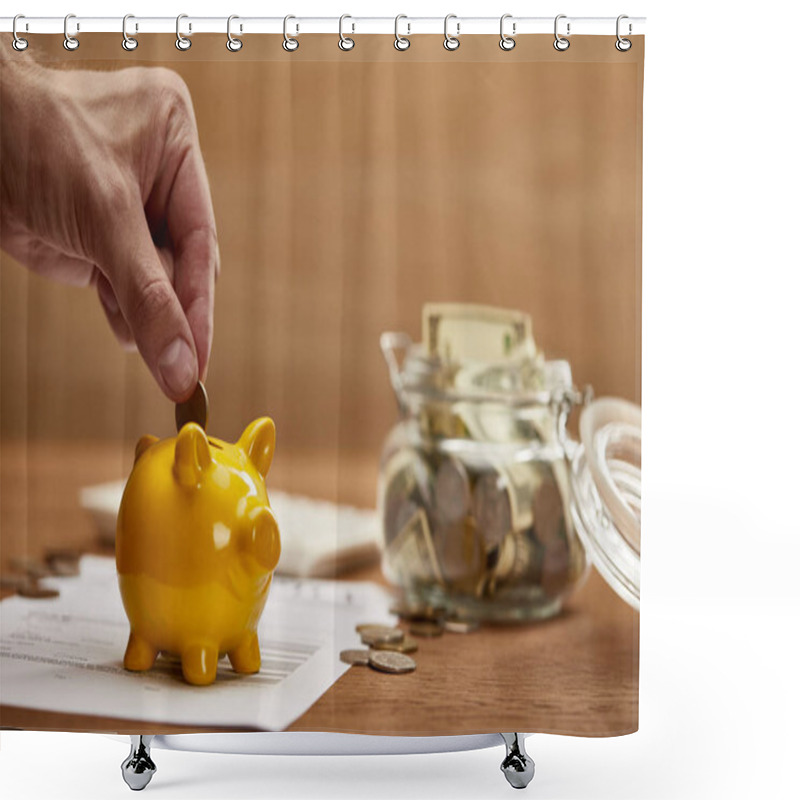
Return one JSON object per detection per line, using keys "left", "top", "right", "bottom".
{"left": 1, "top": 34, "right": 643, "bottom": 460}
{"left": 0, "top": 440, "right": 637, "bottom": 736}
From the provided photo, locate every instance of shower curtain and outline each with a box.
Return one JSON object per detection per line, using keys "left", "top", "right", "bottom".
{"left": 0, "top": 27, "right": 643, "bottom": 739}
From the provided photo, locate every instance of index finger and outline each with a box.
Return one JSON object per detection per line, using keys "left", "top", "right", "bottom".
{"left": 166, "top": 140, "right": 219, "bottom": 381}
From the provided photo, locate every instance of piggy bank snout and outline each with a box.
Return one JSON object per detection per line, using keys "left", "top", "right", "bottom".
{"left": 245, "top": 506, "right": 281, "bottom": 573}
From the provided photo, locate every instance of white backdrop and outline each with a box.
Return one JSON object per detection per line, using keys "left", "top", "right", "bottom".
{"left": 2, "top": 1, "right": 799, "bottom": 798}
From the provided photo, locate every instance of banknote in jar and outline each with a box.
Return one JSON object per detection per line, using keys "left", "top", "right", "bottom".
{"left": 423, "top": 303, "right": 535, "bottom": 363}
{"left": 385, "top": 507, "right": 444, "bottom": 589}
{"left": 381, "top": 447, "right": 434, "bottom": 548}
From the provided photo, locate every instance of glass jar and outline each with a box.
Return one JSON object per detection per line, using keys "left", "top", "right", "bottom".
{"left": 377, "top": 328, "right": 592, "bottom": 622}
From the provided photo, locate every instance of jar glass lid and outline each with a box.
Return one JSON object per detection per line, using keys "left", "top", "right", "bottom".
{"left": 570, "top": 398, "right": 641, "bottom": 610}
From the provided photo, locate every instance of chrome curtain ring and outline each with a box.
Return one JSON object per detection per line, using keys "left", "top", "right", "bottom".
{"left": 227, "top": 15, "right": 243, "bottom": 51}
{"left": 443, "top": 14, "right": 460, "bottom": 51}
{"left": 176, "top": 14, "right": 191, "bottom": 51}
{"left": 283, "top": 15, "right": 299, "bottom": 52}
{"left": 499, "top": 14, "right": 516, "bottom": 51}
{"left": 338, "top": 14, "right": 355, "bottom": 51}
{"left": 554, "top": 14, "right": 570, "bottom": 51}
{"left": 615, "top": 14, "right": 632, "bottom": 51}
{"left": 63, "top": 13, "right": 79, "bottom": 51}
{"left": 122, "top": 14, "right": 138, "bottom": 51}
{"left": 394, "top": 14, "right": 410, "bottom": 51}
{"left": 12, "top": 15, "right": 28, "bottom": 51}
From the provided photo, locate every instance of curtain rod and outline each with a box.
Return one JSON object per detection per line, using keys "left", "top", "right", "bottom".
{"left": 0, "top": 16, "right": 646, "bottom": 37}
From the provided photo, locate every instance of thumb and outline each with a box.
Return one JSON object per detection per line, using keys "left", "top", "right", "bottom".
{"left": 100, "top": 212, "right": 199, "bottom": 402}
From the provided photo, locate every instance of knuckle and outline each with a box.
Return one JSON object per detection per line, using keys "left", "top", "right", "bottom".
{"left": 129, "top": 276, "right": 175, "bottom": 332}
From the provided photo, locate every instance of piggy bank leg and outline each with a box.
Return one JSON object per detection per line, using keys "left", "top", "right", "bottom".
{"left": 124, "top": 632, "right": 158, "bottom": 672}
{"left": 121, "top": 735, "right": 156, "bottom": 790}
{"left": 228, "top": 632, "right": 262, "bottom": 674}
{"left": 181, "top": 643, "right": 219, "bottom": 685}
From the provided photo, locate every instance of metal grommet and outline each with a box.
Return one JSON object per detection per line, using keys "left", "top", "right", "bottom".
{"left": 176, "top": 14, "right": 191, "bottom": 51}
{"left": 338, "top": 14, "right": 355, "bottom": 51}
{"left": 553, "top": 14, "right": 570, "bottom": 52}
{"left": 499, "top": 13, "right": 516, "bottom": 51}
{"left": 394, "top": 14, "right": 410, "bottom": 51}
{"left": 615, "top": 14, "right": 632, "bottom": 52}
{"left": 443, "top": 13, "right": 460, "bottom": 51}
{"left": 63, "top": 13, "right": 79, "bottom": 51}
{"left": 283, "top": 15, "right": 299, "bottom": 52}
{"left": 12, "top": 15, "right": 28, "bottom": 51}
{"left": 122, "top": 14, "right": 138, "bottom": 51}
{"left": 227, "top": 15, "right": 243, "bottom": 52}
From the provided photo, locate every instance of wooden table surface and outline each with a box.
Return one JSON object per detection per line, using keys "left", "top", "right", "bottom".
{"left": 0, "top": 440, "right": 638, "bottom": 737}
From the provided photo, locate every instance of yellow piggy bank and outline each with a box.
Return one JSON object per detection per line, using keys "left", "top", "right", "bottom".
{"left": 116, "top": 419, "right": 281, "bottom": 686}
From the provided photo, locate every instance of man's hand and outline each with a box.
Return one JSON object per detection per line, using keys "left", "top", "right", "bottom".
{"left": 1, "top": 61, "right": 218, "bottom": 401}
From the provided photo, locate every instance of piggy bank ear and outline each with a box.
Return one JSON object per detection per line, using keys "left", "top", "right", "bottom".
{"left": 238, "top": 418, "right": 276, "bottom": 478}
{"left": 134, "top": 435, "right": 159, "bottom": 463}
{"left": 173, "top": 423, "right": 212, "bottom": 489}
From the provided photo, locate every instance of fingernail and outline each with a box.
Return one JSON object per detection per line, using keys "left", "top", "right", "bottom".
{"left": 158, "top": 338, "right": 196, "bottom": 398}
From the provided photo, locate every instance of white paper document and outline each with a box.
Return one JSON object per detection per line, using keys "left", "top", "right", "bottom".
{"left": 0, "top": 556, "right": 394, "bottom": 731}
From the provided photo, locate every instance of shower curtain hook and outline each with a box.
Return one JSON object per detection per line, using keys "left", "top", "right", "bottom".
{"left": 615, "top": 15, "right": 632, "bottom": 51}
{"left": 63, "top": 13, "right": 79, "bottom": 51}
{"left": 443, "top": 14, "right": 460, "bottom": 51}
{"left": 12, "top": 15, "right": 28, "bottom": 51}
{"left": 122, "top": 14, "right": 138, "bottom": 51}
{"left": 338, "top": 14, "right": 355, "bottom": 51}
{"left": 176, "top": 14, "right": 192, "bottom": 50}
{"left": 227, "top": 15, "right": 243, "bottom": 51}
{"left": 394, "top": 14, "right": 410, "bottom": 50}
{"left": 283, "top": 15, "right": 299, "bottom": 51}
{"left": 553, "top": 14, "right": 570, "bottom": 51}
{"left": 499, "top": 14, "right": 516, "bottom": 51}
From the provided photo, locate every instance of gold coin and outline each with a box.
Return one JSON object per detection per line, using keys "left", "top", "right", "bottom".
{"left": 368, "top": 651, "right": 416, "bottom": 674}
{"left": 175, "top": 381, "right": 208, "bottom": 432}
{"left": 409, "top": 620, "right": 444, "bottom": 638}
{"left": 17, "top": 583, "right": 60, "bottom": 599}
{"left": 371, "top": 636, "right": 419, "bottom": 654}
{"left": 360, "top": 627, "right": 405, "bottom": 646}
{"left": 339, "top": 649, "right": 371, "bottom": 666}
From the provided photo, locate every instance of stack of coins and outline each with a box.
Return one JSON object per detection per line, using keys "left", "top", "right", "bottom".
{"left": 1, "top": 548, "right": 82, "bottom": 599}
{"left": 339, "top": 608, "right": 480, "bottom": 675}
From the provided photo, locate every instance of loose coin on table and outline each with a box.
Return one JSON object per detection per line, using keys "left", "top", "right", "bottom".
{"left": 371, "top": 635, "right": 419, "bottom": 654}
{"left": 339, "top": 649, "right": 371, "bottom": 666}
{"left": 360, "top": 626, "right": 405, "bottom": 646}
{"left": 409, "top": 619, "right": 444, "bottom": 638}
{"left": 17, "top": 583, "right": 60, "bottom": 599}
{"left": 368, "top": 651, "right": 417, "bottom": 675}
{"left": 175, "top": 380, "right": 208, "bottom": 432}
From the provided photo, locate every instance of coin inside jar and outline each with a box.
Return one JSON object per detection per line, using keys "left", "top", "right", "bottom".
{"left": 368, "top": 651, "right": 417, "bottom": 674}
{"left": 433, "top": 457, "right": 471, "bottom": 525}
{"left": 175, "top": 380, "right": 208, "bottom": 432}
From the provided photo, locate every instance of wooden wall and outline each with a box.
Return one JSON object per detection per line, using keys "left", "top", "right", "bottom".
{"left": 1, "top": 35, "right": 643, "bottom": 468}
